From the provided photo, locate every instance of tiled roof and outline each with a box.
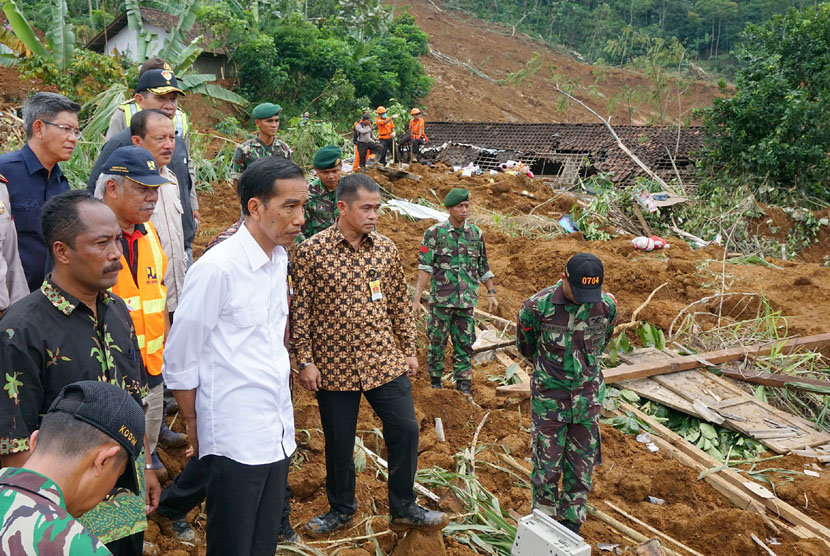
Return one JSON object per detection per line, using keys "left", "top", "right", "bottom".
{"left": 424, "top": 122, "right": 703, "bottom": 183}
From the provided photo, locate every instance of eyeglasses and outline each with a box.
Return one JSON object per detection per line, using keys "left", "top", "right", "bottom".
{"left": 40, "top": 120, "right": 82, "bottom": 138}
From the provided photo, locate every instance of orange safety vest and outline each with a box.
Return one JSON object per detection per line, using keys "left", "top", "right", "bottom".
{"left": 376, "top": 117, "right": 395, "bottom": 139}
{"left": 409, "top": 118, "right": 427, "bottom": 140}
{"left": 112, "top": 221, "right": 167, "bottom": 376}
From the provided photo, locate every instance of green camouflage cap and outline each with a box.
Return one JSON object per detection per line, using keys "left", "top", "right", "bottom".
{"left": 313, "top": 145, "right": 342, "bottom": 169}
{"left": 252, "top": 103, "right": 282, "bottom": 119}
{"left": 444, "top": 188, "right": 470, "bottom": 207}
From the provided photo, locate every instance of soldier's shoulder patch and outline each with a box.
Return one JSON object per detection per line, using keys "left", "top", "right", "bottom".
{"left": 604, "top": 292, "right": 617, "bottom": 306}
{"left": 419, "top": 245, "right": 429, "bottom": 253}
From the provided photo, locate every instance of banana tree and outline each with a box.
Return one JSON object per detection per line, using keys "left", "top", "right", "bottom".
{"left": 1, "top": 0, "right": 73, "bottom": 69}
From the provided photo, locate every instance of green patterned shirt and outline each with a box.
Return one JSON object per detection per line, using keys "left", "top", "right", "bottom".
{"left": 0, "top": 467, "right": 112, "bottom": 555}
{"left": 231, "top": 135, "right": 292, "bottom": 180}
{"left": 417, "top": 220, "right": 494, "bottom": 308}
{"left": 299, "top": 177, "right": 339, "bottom": 242}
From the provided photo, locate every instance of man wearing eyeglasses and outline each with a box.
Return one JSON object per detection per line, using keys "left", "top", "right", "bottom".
{"left": 0, "top": 92, "right": 80, "bottom": 292}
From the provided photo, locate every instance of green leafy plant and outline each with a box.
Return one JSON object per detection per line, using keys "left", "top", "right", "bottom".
{"left": 638, "top": 323, "right": 665, "bottom": 350}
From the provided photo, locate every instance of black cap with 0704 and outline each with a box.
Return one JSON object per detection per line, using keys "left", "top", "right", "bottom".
{"left": 566, "top": 252, "right": 604, "bottom": 304}
{"left": 48, "top": 381, "right": 146, "bottom": 495}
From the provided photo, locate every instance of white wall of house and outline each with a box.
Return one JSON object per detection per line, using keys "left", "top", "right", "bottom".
{"left": 101, "top": 24, "right": 170, "bottom": 61}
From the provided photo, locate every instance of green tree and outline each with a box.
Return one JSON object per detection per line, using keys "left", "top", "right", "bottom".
{"left": 699, "top": 4, "right": 830, "bottom": 198}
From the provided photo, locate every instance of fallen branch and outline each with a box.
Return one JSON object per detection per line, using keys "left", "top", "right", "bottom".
{"left": 605, "top": 501, "right": 706, "bottom": 556}
{"left": 306, "top": 529, "right": 393, "bottom": 546}
{"left": 550, "top": 84, "right": 677, "bottom": 195}
{"left": 469, "top": 412, "right": 490, "bottom": 477}
{"left": 615, "top": 282, "right": 669, "bottom": 333}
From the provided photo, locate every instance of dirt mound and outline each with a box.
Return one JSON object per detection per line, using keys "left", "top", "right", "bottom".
{"left": 406, "top": 2, "right": 728, "bottom": 124}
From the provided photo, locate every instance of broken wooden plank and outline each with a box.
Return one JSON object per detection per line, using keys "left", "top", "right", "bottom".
{"left": 616, "top": 402, "right": 830, "bottom": 547}
{"left": 471, "top": 338, "right": 516, "bottom": 354}
{"left": 603, "top": 333, "right": 830, "bottom": 383}
{"left": 373, "top": 164, "right": 421, "bottom": 181}
{"left": 605, "top": 501, "right": 707, "bottom": 556}
{"left": 715, "top": 367, "right": 830, "bottom": 394}
{"left": 474, "top": 308, "right": 517, "bottom": 334}
{"left": 497, "top": 333, "right": 830, "bottom": 396}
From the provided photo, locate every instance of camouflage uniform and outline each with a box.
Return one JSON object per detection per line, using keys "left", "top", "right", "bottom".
{"left": 516, "top": 280, "right": 617, "bottom": 524}
{"left": 418, "top": 221, "right": 494, "bottom": 380}
{"left": 207, "top": 135, "right": 293, "bottom": 250}
{"left": 230, "top": 136, "right": 291, "bottom": 181}
{"left": 0, "top": 467, "right": 112, "bottom": 555}
{"left": 298, "top": 177, "right": 339, "bottom": 242}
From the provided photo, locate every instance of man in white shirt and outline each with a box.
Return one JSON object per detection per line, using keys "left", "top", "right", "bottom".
{"left": 162, "top": 157, "right": 307, "bottom": 556}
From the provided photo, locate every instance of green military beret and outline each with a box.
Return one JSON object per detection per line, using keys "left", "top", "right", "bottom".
{"left": 252, "top": 103, "right": 282, "bottom": 119}
{"left": 313, "top": 145, "right": 342, "bottom": 169}
{"left": 444, "top": 187, "right": 470, "bottom": 207}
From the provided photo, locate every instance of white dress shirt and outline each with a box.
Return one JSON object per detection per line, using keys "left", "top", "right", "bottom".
{"left": 162, "top": 222, "right": 295, "bottom": 465}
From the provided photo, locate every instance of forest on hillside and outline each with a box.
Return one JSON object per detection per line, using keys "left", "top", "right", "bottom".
{"left": 446, "top": 0, "right": 820, "bottom": 72}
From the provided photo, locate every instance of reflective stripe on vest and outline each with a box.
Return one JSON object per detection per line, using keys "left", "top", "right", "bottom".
{"left": 120, "top": 101, "right": 189, "bottom": 137}
{"left": 111, "top": 222, "right": 167, "bottom": 375}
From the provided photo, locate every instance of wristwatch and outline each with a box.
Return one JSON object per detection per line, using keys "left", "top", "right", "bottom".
{"left": 488, "top": 289, "right": 497, "bottom": 294}
{"left": 144, "top": 464, "right": 154, "bottom": 470}
{"left": 298, "top": 362, "right": 313, "bottom": 370}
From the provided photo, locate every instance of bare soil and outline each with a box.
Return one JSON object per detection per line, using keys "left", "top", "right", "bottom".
{"left": 170, "top": 163, "right": 830, "bottom": 555}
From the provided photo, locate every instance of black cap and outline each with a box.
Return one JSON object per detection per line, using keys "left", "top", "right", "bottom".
{"left": 566, "top": 253, "right": 604, "bottom": 303}
{"left": 48, "top": 381, "right": 146, "bottom": 495}
{"left": 136, "top": 69, "right": 184, "bottom": 96}
{"left": 103, "top": 146, "right": 172, "bottom": 188}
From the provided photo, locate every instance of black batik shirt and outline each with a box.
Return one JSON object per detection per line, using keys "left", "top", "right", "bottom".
{"left": 0, "top": 279, "right": 146, "bottom": 456}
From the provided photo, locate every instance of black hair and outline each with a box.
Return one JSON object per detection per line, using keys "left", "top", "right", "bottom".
{"left": 41, "top": 190, "right": 103, "bottom": 250}
{"left": 23, "top": 92, "right": 81, "bottom": 139}
{"left": 336, "top": 173, "right": 380, "bottom": 204}
{"left": 239, "top": 157, "right": 305, "bottom": 216}
{"left": 130, "top": 108, "right": 170, "bottom": 139}
{"left": 35, "top": 405, "right": 126, "bottom": 463}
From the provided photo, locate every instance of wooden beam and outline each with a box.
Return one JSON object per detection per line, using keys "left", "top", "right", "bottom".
{"left": 603, "top": 333, "right": 830, "bottom": 383}
{"left": 474, "top": 308, "right": 516, "bottom": 335}
{"left": 715, "top": 368, "right": 830, "bottom": 394}
{"left": 498, "top": 333, "right": 830, "bottom": 396}
{"left": 617, "top": 402, "right": 830, "bottom": 547}
{"left": 471, "top": 338, "right": 516, "bottom": 354}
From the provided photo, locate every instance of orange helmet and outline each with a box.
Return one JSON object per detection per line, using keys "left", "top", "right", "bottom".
{"left": 376, "top": 106, "right": 386, "bottom": 114}
{"left": 410, "top": 108, "right": 421, "bottom": 115}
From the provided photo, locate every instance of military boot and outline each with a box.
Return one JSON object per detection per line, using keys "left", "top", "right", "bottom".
{"left": 430, "top": 376, "right": 443, "bottom": 389}
{"left": 456, "top": 379, "right": 471, "bottom": 396}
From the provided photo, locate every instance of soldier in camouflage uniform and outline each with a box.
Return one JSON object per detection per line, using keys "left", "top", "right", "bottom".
{"left": 413, "top": 188, "right": 497, "bottom": 395}
{"left": 516, "top": 253, "right": 617, "bottom": 535}
{"left": 0, "top": 380, "right": 146, "bottom": 556}
{"left": 207, "top": 103, "right": 293, "bottom": 250}
{"left": 299, "top": 145, "right": 342, "bottom": 242}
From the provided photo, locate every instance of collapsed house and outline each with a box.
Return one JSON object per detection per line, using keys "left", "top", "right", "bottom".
{"left": 421, "top": 122, "right": 703, "bottom": 186}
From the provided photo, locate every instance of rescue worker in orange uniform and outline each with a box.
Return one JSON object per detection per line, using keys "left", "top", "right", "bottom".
{"left": 375, "top": 106, "right": 398, "bottom": 165}
{"left": 408, "top": 108, "right": 428, "bottom": 163}
{"left": 98, "top": 146, "right": 170, "bottom": 491}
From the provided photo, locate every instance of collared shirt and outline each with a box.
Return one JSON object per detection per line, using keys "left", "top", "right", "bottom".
{"left": 299, "top": 177, "right": 339, "bottom": 241}
{"left": 162, "top": 223, "right": 295, "bottom": 465}
{"left": 0, "top": 280, "right": 146, "bottom": 455}
{"left": 292, "top": 225, "right": 416, "bottom": 391}
{"left": 231, "top": 136, "right": 292, "bottom": 180}
{"left": 0, "top": 144, "right": 71, "bottom": 292}
{"left": 149, "top": 167, "right": 187, "bottom": 312}
{"left": 120, "top": 224, "right": 147, "bottom": 284}
{"left": 516, "top": 281, "right": 617, "bottom": 424}
{"left": 418, "top": 220, "right": 494, "bottom": 309}
{"left": 0, "top": 467, "right": 112, "bottom": 555}
{"left": 0, "top": 178, "right": 28, "bottom": 311}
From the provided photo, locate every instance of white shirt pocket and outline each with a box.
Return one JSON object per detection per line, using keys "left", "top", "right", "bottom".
{"left": 229, "top": 305, "right": 268, "bottom": 328}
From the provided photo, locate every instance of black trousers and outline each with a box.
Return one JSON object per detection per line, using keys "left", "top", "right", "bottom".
{"left": 105, "top": 532, "right": 142, "bottom": 556}
{"left": 411, "top": 138, "right": 425, "bottom": 161}
{"left": 357, "top": 141, "right": 382, "bottom": 167}
{"left": 377, "top": 138, "right": 394, "bottom": 164}
{"left": 204, "top": 455, "right": 289, "bottom": 556}
{"left": 317, "top": 374, "right": 418, "bottom": 517}
{"left": 158, "top": 453, "right": 293, "bottom": 525}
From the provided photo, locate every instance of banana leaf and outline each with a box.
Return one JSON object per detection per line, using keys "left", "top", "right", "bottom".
{"left": 187, "top": 83, "right": 248, "bottom": 106}
{"left": 45, "top": 0, "right": 74, "bottom": 70}
{"left": 2, "top": 0, "right": 49, "bottom": 58}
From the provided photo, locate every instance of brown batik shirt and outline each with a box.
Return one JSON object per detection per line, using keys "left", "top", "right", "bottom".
{"left": 291, "top": 225, "right": 416, "bottom": 391}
